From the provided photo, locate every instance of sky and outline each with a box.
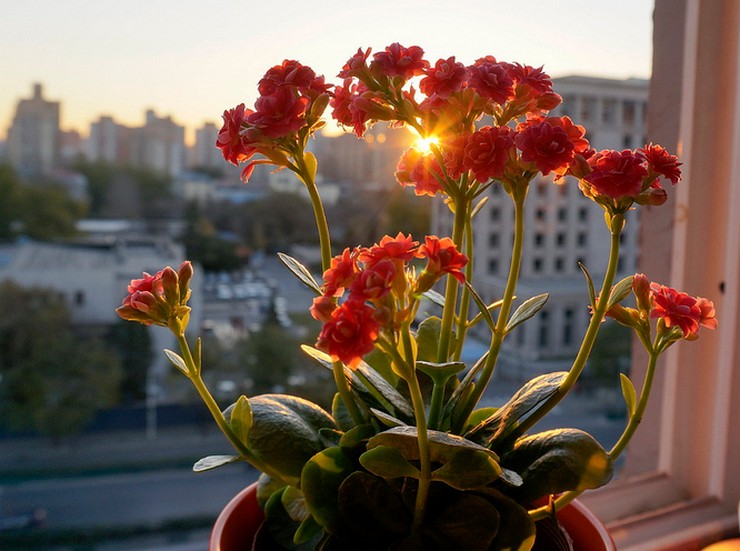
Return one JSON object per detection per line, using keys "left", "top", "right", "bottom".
{"left": 0, "top": 0, "right": 654, "bottom": 144}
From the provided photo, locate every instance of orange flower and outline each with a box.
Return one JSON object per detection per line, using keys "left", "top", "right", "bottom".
{"left": 316, "top": 301, "right": 380, "bottom": 368}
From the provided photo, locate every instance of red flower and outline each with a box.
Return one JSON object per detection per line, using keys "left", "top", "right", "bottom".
{"left": 420, "top": 57, "right": 469, "bottom": 99}
{"left": 359, "top": 233, "right": 419, "bottom": 265}
{"left": 418, "top": 236, "right": 468, "bottom": 285}
{"left": 338, "top": 48, "right": 371, "bottom": 79}
{"left": 468, "top": 59, "right": 514, "bottom": 104}
{"left": 116, "top": 262, "right": 193, "bottom": 335}
{"left": 371, "top": 43, "right": 429, "bottom": 79}
{"left": 258, "top": 60, "right": 329, "bottom": 97}
{"left": 349, "top": 259, "right": 397, "bottom": 301}
{"left": 650, "top": 283, "right": 702, "bottom": 337}
{"left": 463, "top": 126, "right": 515, "bottom": 182}
{"left": 322, "top": 248, "right": 359, "bottom": 297}
{"left": 583, "top": 149, "right": 648, "bottom": 200}
{"left": 310, "top": 295, "right": 336, "bottom": 323}
{"left": 316, "top": 301, "right": 380, "bottom": 367}
{"left": 639, "top": 143, "right": 681, "bottom": 184}
{"left": 216, "top": 104, "right": 256, "bottom": 165}
{"left": 395, "top": 148, "right": 445, "bottom": 197}
{"left": 442, "top": 136, "right": 468, "bottom": 180}
{"left": 515, "top": 117, "right": 578, "bottom": 176}
{"left": 247, "top": 87, "right": 310, "bottom": 138}
{"left": 696, "top": 297, "right": 718, "bottom": 330}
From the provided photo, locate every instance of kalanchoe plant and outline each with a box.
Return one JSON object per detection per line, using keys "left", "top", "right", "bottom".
{"left": 117, "top": 43, "right": 717, "bottom": 551}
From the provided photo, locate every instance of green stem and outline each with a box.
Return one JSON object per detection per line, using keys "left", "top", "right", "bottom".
{"left": 529, "top": 347, "right": 659, "bottom": 520}
{"left": 332, "top": 359, "right": 365, "bottom": 425}
{"left": 452, "top": 211, "right": 475, "bottom": 362}
{"left": 460, "top": 189, "right": 527, "bottom": 418}
{"left": 516, "top": 213, "right": 624, "bottom": 438}
{"left": 176, "top": 335, "right": 288, "bottom": 484}
{"left": 437, "top": 195, "right": 469, "bottom": 363}
{"left": 294, "top": 154, "right": 332, "bottom": 272}
{"left": 609, "top": 350, "right": 658, "bottom": 459}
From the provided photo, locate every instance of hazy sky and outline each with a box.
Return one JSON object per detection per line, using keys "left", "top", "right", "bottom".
{"left": 1, "top": 1, "right": 654, "bottom": 143}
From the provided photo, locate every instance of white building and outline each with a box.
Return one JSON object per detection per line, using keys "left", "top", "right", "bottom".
{"left": 192, "top": 122, "right": 223, "bottom": 170}
{"left": 434, "top": 75, "right": 648, "bottom": 379}
{"left": 0, "top": 237, "right": 201, "bottom": 389}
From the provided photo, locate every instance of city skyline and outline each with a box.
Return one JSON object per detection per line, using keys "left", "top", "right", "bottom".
{"left": 1, "top": 1, "right": 654, "bottom": 145}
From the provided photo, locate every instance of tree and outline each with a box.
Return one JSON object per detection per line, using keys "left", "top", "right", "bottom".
{"left": 0, "top": 281, "right": 123, "bottom": 439}
{"left": 586, "top": 320, "right": 632, "bottom": 388}
{"left": 0, "top": 164, "right": 22, "bottom": 238}
{"left": 107, "top": 319, "right": 153, "bottom": 403}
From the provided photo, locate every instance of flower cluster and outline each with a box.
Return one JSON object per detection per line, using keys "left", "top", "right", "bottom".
{"left": 216, "top": 60, "right": 331, "bottom": 181}
{"left": 115, "top": 261, "right": 193, "bottom": 336}
{"left": 312, "top": 233, "right": 467, "bottom": 366}
{"left": 607, "top": 273, "right": 717, "bottom": 348}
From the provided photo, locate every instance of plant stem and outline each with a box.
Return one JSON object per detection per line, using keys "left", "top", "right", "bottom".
{"left": 294, "top": 154, "right": 332, "bottom": 272}
{"left": 176, "top": 335, "right": 287, "bottom": 484}
{"left": 452, "top": 211, "right": 475, "bottom": 362}
{"left": 529, "top": 347, "right": 659, "bottom": 520}
{"left": 459, "top": 189, "right": 527, "bottom": 421}
{"left": 333, "top": 359, "right": 365, "bottom": 425}
{"left": 437, "top": 195, "right": 468, "bottom": 363}
{"left": 609, "top": 350, "right": 658, "bottom": 459}
{"left": 516, "top": 213, "right": 624, "bottom": 439}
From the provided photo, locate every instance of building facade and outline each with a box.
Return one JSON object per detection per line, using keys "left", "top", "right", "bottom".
{"left": 434, "top": 75, "right": 648, "bottom": 379}
{"left": 6, "top": 83, "right": 60, "bottom": 175}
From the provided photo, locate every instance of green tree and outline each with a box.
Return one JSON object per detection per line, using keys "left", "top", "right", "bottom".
{"left": 107, "top": 319, "right": 153, "bottom": 403}
{"left": 0, "top": 281, "right": 123, "bottom": 439}
{"left": 0, "top": 164, "right": 22, "bottom": 238}
{"left": 586, "top": 320, "right": 632, "bottom": 388}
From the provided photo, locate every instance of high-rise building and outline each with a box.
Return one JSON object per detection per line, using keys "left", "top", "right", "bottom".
{"left": 6, "top": 83, "right": 60, "bottom": 175}
{"left": 87, "top": 115, "right": 134, "bottom": 166}
{"left": 433, "top": 75, "right": 649, "bottom": 379}
{"left": 130, "top": 110, "right": 186, "bottom": 177}
{"left": 193, "top": 122, "right": 224, "bottom": 170}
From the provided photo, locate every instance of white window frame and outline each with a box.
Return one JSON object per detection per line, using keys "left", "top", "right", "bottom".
{"left": 580, "top": 1, "right": 740, "bottom": 549}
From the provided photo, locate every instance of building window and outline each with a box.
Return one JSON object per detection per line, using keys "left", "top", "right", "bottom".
{"left": 535, "top": 207, "right": 546, "bottom": 221}
{"left": 563, "top": 308, "right": 574, "bottom": 345}
{"left": 581, "top": 96, "right": 597, "bottom": 121}
{"left": 557, "top": 207, "right": 567, "bottom": 221}
{"left": 538, "top": 310, "right": 549, "bottom": 347}
{"left": 489, "top": 233, "right": 500, "bottom": 248}
{"left": 578, "top": 207, "right": 588, "bottom": 222}
{"left": 534, "top": 233, "right": 545, "bottom": 247}
{"left": 487, "top": 258, "right": 499, "bottom": 275}
{"left": 490, "top": 207, "right": 501, "bottom": 222}
{"left": 74, "top": 290, "right": 85, "bottom": 306}
{"left": 623, "top": 100, "right": 636, "bottom": 125}
{"left": 533, "top": 257, "right": 543, "bottom": 273}
{"left": 577, "top": 232, "right": 588, "bottom": 247}
{"left": 556, "top": 232, "right": 566, "bottom": 246}
{"left": 623, "top": 134, "right": 632, "bottom": 148}
{"left": 554, "top": 257, "right": 565, "bottom": 272}
{"left": 602, "top": 98, "right": 617, "bottom": 124}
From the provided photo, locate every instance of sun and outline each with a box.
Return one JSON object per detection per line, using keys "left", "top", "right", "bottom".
{"left": 415, "top": 135, "right": 439, "bottom": 154}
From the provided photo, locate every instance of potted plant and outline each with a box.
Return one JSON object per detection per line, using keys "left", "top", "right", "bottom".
{"left": 116, "top": 43, "right": 718, "bottom": 550}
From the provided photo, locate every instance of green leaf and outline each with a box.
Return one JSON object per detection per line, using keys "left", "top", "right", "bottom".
{"left": 263, "top": 487, "right": 318, "bottom": 551}
{"left": 431, "top": 447, "right": 502, "bottom": 490}
{"left": 163, "top": 348, "right": 188, "bottom": 375}
{"left": 223, "top": 394, "right": 336, "bottom": 486}
{"left": 368, "top": 426, "right": 500, "bottom": 465}
{"left": 620, "top": 373, "right": 638, "bottom": 416}
{"left": 229, "top": 395, "right": 252, "bottom": 445}
{"left": 293, "top": 514, "right": 323, "bottom": 546}
{"left": 579, "top": 261, "right": 596, "bottom": 308}
{"left": 505, "top": 293, "right": 549, "bottom": 333}
{"left": 468, "top": 298, "right": 506, "bottom": 329}
{"left": 416, "top": 316, "right": 443, "bottom": 362}
{"left": 471, "top": 195, "right": 489, "bottom": 218}
{"left": 608, "top": 275, "right": 635, "bottom": 309}
{"left": 302, "top": 345, "right": 413, "bottom": 421}
{"left": 467, "top": 407, "right": 498, "bottom": 428}
{"left": 465, "top": 371, "right": 567, "bottom": 448}
{"left": 416, "top": 360, "right": 466, "bottom": 385}
{"left": 477, "top": 488, "right": 536, "bottom": 551}
{"left": 422, "top": 288, "right": 446, "bottom": 308}
{"left": 360, "top": 445, "right": 421, "bottom": 479}
{"left": 421, "top": 491, "right": 501, "bottom": 551}
{"left": 335, "top": 472, "right": 412, "bottom": 547}
{"left": 301, "top": 446, "right": 357, "bottom": 533}
{"left": 466, "top": 281, "right": 497, "bottom": 334}
{"left": 303, "top": 151, "right": 318, "bottom": 183}
{"left": 282, "top": 485, "right": 309, "bottom": 522}
{"left": 501, "top": 428, "right": 614, "bottom": 504}
{"left": 338, "top": 423, "right": 378, "bottom": 448}
{"left": 192, "top": 454, "right": 240, "bottom": 472}
{"left": 277, "top": 252, "right": 322, "bottom": 295}
{"left": 369, "top": 408, "right": 407, "bottom": 428}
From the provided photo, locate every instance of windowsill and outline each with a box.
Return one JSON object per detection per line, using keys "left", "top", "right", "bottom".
{"left": 581, "top": 473, "right": 740, "bottom": 550}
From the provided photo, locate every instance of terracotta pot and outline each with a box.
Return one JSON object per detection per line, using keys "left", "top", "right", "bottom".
{"left": 210, "top": 483, "right": 616, "bottom": 551}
